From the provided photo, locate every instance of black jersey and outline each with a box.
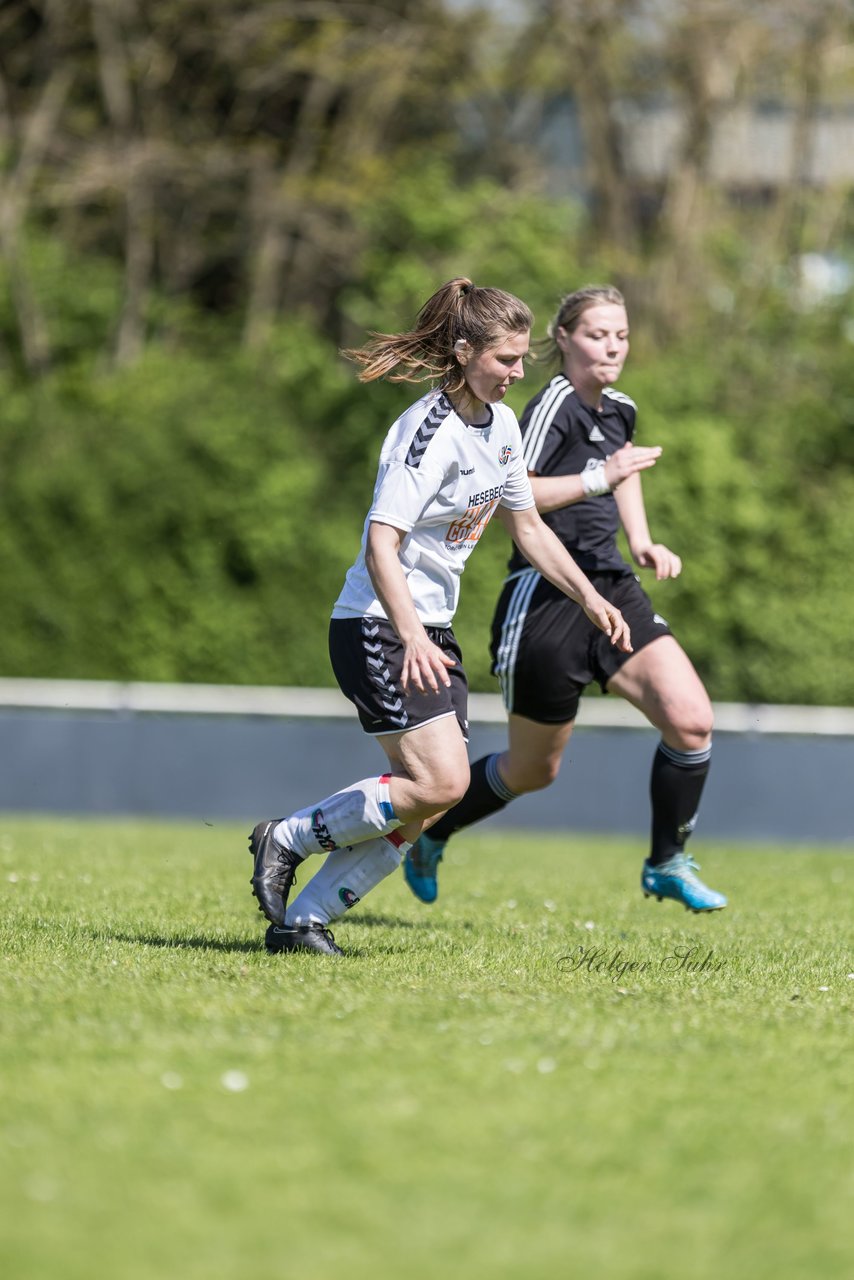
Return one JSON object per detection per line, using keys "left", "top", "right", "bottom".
{"left": 507, "top": 373, "right": 637, "bottom": 574}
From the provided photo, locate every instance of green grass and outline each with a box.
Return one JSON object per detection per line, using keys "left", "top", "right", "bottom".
{"left": 1, "top": 818, "right": 853, "bottom": 1280}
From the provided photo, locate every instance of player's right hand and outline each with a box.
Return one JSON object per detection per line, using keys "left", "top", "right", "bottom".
{"left": 604, "top": 441, "right": 661, "bottom": 489}
{"left": 400, "top": 632, "right": 455, "bottom": 695}
{"left": 581, "top": 594, "right": 633, "bottom": 653}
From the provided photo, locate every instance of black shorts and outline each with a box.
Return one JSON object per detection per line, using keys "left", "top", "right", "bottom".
{"left": 329, "top": 616, "right": 469, "bottom": 740}
{"left": 490, "top": 569, "right": 672, "bottom": 724}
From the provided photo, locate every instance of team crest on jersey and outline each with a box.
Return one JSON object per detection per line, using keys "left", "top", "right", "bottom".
{"left": 498, "top": 445, "right": 512, "bottom": 466}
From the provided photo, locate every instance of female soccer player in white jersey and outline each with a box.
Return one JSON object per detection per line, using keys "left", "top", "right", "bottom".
{"left": 249, "top": 277, "right": 632, "bottom": 955}
{"left": 404, "top": 284, "right": 727, "bottom": 914}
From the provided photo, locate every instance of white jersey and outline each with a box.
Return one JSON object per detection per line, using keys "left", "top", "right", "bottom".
{"left": 333, "top": 389, "right": 535, "bottom": 627}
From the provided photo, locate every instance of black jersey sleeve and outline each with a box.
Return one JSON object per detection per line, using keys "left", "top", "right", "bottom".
{"left": 509, "top": 379, "right": 639, "bottom": 575}
{"left": 604, "top": 389, "right": 637, "bottom": 446}
{"left": 519, "top": 376, "right": 576, "bottom": 475}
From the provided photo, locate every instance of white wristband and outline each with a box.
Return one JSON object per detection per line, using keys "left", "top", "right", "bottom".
{"left": 581, "top": 461, "right": 611, "bottom": 497}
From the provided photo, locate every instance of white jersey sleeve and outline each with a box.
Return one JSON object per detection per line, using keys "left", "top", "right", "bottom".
{"left": 498, "top": 431, "right": 537, "bottom": 511}
{"left": 333, "top": 390, "right": 534, "bottom": 628}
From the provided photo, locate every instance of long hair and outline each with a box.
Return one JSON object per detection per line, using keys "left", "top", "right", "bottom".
{"left": 537, "top": 284, "right": 627, "bottom": 370}
{"left": 343, "top": 277, "right": 534, "bottom": 394}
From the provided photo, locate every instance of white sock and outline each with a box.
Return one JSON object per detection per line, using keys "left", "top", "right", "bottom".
{"left": 274, "top": 774, "right": 401, "bottom": 859}
{"left": 285, "top": 832, "right": 411, "bottom": 926}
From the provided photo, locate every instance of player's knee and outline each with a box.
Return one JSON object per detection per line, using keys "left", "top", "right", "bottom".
{"left": 506, "top": 755, "right": 562, "bottom": 794}
{"left": 532, "top": 756, "right": 562, "bottom": 790}
{"left": 436, "top": 772, "right": 470, "bottom": 811}
{"left": 668, "top": 703, "right": 714, "bottom": 752}
{"left": 414, "top": 766, "right": 470, "bottom": 815}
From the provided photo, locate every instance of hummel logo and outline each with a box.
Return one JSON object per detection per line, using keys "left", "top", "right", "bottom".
{"left": 405, "top": 400, "right": 450, "bottom": 469}
{"left": 311, "top": 808, "right": 338, "bottom": 852}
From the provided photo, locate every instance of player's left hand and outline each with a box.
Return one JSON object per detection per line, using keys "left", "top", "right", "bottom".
{"left": 633, "top": 543, "right": 682, "bottom": 580}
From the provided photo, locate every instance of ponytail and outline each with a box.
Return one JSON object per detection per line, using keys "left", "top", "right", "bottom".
{"left": 343, "top": 277, "right": 533, "bottom": 393}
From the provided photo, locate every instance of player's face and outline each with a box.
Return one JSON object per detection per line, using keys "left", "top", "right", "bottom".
{"left": 558, "top": 303, "right": 629, "bottom": 391}
{"left": 460, "top": 329, "right": 529, "bottom": 406}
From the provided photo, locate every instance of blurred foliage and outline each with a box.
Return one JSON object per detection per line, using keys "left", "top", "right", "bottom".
{"left": 1, "top": 0, "right": 853, "bottom": 704}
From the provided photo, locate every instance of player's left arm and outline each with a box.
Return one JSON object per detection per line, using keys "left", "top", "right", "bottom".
{"left": 614, "top": 473, "right": 682, "bottom": 581}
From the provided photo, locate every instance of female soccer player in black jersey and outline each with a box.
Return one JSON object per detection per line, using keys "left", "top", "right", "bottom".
{"left": 404, "top": 284, "right": 726, "bottom": 913}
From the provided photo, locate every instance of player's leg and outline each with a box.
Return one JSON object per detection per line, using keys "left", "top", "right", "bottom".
{"left": 269, "top": 710, "right": 470, "bottom": 866}
{"left": 405, "top": 574, "right": 584, "bottom": 903}
{"left": 404, "top": 715, "right": 576, "bottom": 901}
{"left": 426, "top": 713, "right": 576, "bottom": 847}
{"left": 251, "top": 616, "right": 470, "bottom": 942}
{"left": 607, "top": 633, "right": 725, "bottom": 912}
{"left": 501, "top": 714, "right": 576, "bottom": 792}
{"left": 270, "top": 715, "right": 469, "bottom": 951}
{"left": 249, "top": 769, "right": 410, "bottom": 931}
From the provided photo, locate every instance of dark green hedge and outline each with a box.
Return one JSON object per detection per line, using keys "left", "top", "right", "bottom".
{"left": 2, "top": 224, "right": 853, "bottom": 704}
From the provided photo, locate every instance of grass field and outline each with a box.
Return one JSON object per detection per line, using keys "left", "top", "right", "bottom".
{"left": 1, "top": 817, "right": 852, "bottom": 1280}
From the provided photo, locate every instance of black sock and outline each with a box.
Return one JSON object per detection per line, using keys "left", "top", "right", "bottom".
{"left": 648, "top": 741, "right": 711, "bottom": 866}
{"left": 429, "top": 753, "right": 517, "bottom": 843}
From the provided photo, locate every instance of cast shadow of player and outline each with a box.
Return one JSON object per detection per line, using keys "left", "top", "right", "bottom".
{"left": 345, "top": 912, "right": 417, "bottom": 930}
{"left": 343, "top": 912, "right": 477, "bottom": 933}
{"left": 107, "top": 909, "right": 470, "bottom": 956}
{"left": 109, "top": 930, "right": 259, "bottom": 954}
{"left": 105, "top": 924, "right": 402, "bottom": 957}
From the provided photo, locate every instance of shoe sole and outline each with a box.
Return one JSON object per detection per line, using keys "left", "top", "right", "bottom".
{"left": 266, "top": 941, "right": 344, "bottom": 956}
{"left": 266, "top": 927, "right": 343, "bottom": 956}
{"left": 643, "top": 890, "right": 726, "bottom": 914}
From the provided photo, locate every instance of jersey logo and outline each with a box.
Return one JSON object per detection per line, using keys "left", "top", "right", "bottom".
{"left": 588, "top": 424, "right": 605, "bottom": 442}
{"left": 498, "top": 445, "right": 512, "bottom": 466}
{"left": 445, "top": 499, "right": 498, "bottom": 545}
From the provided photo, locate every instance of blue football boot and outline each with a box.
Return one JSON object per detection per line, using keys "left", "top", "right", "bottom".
{"left": 641, "top": 853, "right": 727, "bottom": 913}
{"left": 403, "top": 832, "right": 446, "bottom": 904}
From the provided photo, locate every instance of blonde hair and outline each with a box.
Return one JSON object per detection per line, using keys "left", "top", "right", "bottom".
{"left": 538, "top": 284, "right": 627, "bottom": 368}
{"left": 343, "top": 277, "right": 534, "bottom": 394}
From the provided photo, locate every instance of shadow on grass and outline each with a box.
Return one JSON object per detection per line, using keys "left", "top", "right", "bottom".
{"left": 108, "top": 928, "right": 387, "bottom": 960}
{"left": 346, "top": 913, "right": 418, "bottom": 929}
{"left": 348, "top": 912, "right": 477, "bottom": 932}
{"left": 106, "top": 909, "right": 467, "bottom": 956}
{"left": 109, "top": 931, "right": 259, "bottom": 954}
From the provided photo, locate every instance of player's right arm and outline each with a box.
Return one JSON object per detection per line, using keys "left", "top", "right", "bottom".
{"left": 364, "top": 520, "right": 455, "bottom": 694}
{"left": 530, "top": 442, "right": 662, "bottom": 514}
